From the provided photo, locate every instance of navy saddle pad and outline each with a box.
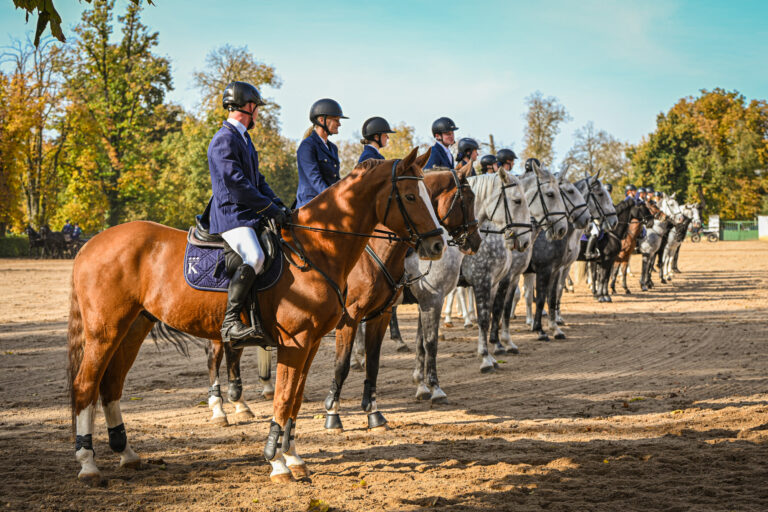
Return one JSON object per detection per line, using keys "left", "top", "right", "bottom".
{"left": 183, "top": 227, "right": 283, "bottom": 292}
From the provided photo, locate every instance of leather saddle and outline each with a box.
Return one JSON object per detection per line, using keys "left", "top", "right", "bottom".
{"left": 188, "top": 215, "right": 279, "bottom": 276}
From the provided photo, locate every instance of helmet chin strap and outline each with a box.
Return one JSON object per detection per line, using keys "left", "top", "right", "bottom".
{"left": 235, "top": 105, "right": 256, "bottom": 130}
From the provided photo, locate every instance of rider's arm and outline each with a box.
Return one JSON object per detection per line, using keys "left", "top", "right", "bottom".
{"left": 210, "top": 135, "right": 281, "bottom": 217}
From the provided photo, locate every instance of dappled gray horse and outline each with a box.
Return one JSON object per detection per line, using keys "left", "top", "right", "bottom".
{"left": 404, "top": 170, "right": 529, "bottom": 401}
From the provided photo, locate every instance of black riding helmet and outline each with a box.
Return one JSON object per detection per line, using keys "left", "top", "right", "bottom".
{"left": 431, "top": 116, "right": 459, "bottom": 135}
{"left": 361, "top": 116, "right": 396, "bottom": 146}
{"left": 222, "top": 81, "right": 267, "bottom": 110}
{"left": 645, "top": 185, "right": 655, "bottom": 194}
{"left": 310, "top": 98, "right": 348, "bottom": 135}
{"left": 496, "top": 148, "right": 517, "bottom": 166}
{"left": 625, "top": 184, "right": 637, "bottom": 192}
{"left": 605, "top": 183, "right": 613, "bottom": 194}
{"left": 524, "top": 157, "right": 541, "bottom": 173}
{"left": 456, "top": 138, "right": 480, "bottom": 161}
{"left": 638, "top": 187, "right": 647, "bottom": 194}
{"left": 480, "top": 154, "right": 497, "bottom": 173}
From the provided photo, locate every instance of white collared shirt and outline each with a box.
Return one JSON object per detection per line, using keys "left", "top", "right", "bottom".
{"left": 226, "top": 118, "right": 249, "bottom": 144}
{"left": 436, "top": 139, "right": 454, "bottom": 166}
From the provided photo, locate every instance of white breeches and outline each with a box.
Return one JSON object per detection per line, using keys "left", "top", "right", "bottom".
{"left": 221, "top": 226, "right": 265, "bottom": 274}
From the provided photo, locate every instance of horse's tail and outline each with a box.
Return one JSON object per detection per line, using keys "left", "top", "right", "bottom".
{"left": 149, "top": 322, "right": 209, "bottom": 357}
{"left": 67, "top": 275, "right": 85, "bottom": 434}
{"left": 572, "top": 261, "right": 586, "bottom": 286}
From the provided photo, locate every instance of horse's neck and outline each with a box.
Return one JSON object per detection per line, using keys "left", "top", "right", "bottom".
{"left": 368, "top": 236, "right": 409, "bottom": 275}
{"left": 293, "top": 177, "right": 380, "bottom": 281}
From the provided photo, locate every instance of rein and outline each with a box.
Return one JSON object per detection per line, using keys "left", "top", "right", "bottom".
{"left": 480, "top": 180, "right": 533, "bottom": 238}
{"left": 439, "top": 168, "right": 479, "bottom": 247}
{"left": 280, "top": 159, "right": 444, "bottom": 318}
{"left": 584, "top": 178, "right": 618, "bottom": 229}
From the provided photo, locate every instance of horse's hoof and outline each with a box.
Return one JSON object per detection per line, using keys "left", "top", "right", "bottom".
{"left": 463, "top": 322, "right": 473, "bottom": 328}
{"left": 270, "top": 471, "right": 295, "bottom": 483}
{"left": 604, "top": 296, "right": 612, "bottom": 303}
{"left": 350, "top": 361, "right": 364, "bottom": 372}
{"left": 415, "top": 384, "right": 432, "bottom": 401}
{"left": 288, "top": 464, "right": 311, "bottom": 481}
{"left": 625, "top": 290, "right": 631, "bottom": 295}
{"left": 369, "top": 423, "right": 391, "bottom": 433}
{"left": 480, "top": 364, "right": 495, "bottom": 373}
{"left": 78, "top": 472, "right": 104, "bottom": 487}
{"left": 431, "top": 387, "right": 448, "bottom": 403}
{"left": 211, "top": 415, "right": 229, "bottom": 427}
{"left": 556, "top": 319, "right": 565, "bottom": 326}
{"left": 493, "top": 345, "right": 506, "bottom": 356}
{"left": 395, "top": 342, "right": 411, "bottom": 353}
{"left": 234, "top": 410, "right": 255, "bottom": 423}
{"left": 554, "top": 333, "right": 566, "bottom": 340}
{"left": 505, "top": 344, "right": 520, "bottom": 355}
{"left": 119, "top": 458, "right": 142, "bottom": 470}
{"left": 537, "top": 333, "right": 550, "bottom": 342}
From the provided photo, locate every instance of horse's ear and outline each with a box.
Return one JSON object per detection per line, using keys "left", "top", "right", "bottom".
{"left": 498, "top": 168, "right": 512, "bottom": 185}
{"left": 457, "top": 158, "right": 474, "bottom": 179}
{"left": 414, "top": 147, "right": 431, "bottom": 169}
{"left": 670, "top": 192, "right": 676, "bottom": 200}
{"left": 533, "top": 160, "right": 544, "bottom": 179}
{"left": 397, "top": 147, "right": 419, "bottom": 175}
{"left": 595, "top": 168, "right": 602, "bottom": 180}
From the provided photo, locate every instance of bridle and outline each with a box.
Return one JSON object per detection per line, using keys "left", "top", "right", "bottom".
{"left": 281, "top": 159, "right": 444, "bottom": 318}
{"left": 480, "top": 177, "right": 533, "bottom": 240}
{"left": 583, "top": 177, "right": 618, "bottom": 229}
{"left": 559, "top": 183, "right": 589, "bottom": 222}
{"left": 381, "top": 159, "right": 445, "bottom": 250}
{"left": 525, "top": 170, "right": 568, "bottom": 234}
{"left": 437, "top": 168, "right": 479, "bottom": 247}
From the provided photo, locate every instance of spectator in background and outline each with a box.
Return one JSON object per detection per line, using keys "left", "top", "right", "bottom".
{"left": 72, "top": 223, "right": 82, "bottom": 240}
{"left": 62, "top": 220, "right": 74, "bottom": 236}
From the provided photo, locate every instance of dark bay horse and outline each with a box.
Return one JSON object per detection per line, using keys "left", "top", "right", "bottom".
{"left": 322, "top": 163, "right": 482, "bottom": 433}
{"left": 67, "top": 148, "right": 445, "bottom": 485}
{"left": 610, "top": 202, "right": 656, "bottom": 294}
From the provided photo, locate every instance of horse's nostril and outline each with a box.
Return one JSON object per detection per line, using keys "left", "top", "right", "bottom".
{"left": 432, "top": 241, "right": 443, "bottom": 254}
{"left": 557, "top": 227, "right": 566, "bottom": 237}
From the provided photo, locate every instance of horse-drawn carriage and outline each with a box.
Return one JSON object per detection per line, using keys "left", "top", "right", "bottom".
{"left": 24, "top": 225, "right": 87, "bottom": 258}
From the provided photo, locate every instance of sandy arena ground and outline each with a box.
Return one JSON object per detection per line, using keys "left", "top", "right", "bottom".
{"left": 1, "top": 240, "right": 767, "bottom": 511}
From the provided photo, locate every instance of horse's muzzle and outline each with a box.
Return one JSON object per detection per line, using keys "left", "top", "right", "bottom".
{"left": 417, "top": 236, "right": 444, "bottom": 260}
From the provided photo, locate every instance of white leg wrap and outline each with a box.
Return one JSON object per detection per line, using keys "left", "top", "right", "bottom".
{"left": 102, "top": 401, "right": 123, "bottom": 428}
{"left": 283, "top": 440, "right": 305, "bottom": 468}
{"left": 119, "top": 443, "right": 141, "bottom": 467}
{"left": 208, "top": 395, "right": 227, "bottom": 421}
{"left": 268, "top": 450, "right": 292, "bottom": 478}
{"left": 75, "top": 405, "right": 101, "bottom": 480}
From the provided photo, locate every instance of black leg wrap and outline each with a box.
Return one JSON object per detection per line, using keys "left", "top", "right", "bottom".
{"left": 281, "top": 418, "right": 294, "bottom": 453}
{"left": 324, "top": 379, "right": 341, "bottom": 411}
{"left": 367, "top": 411, "right": 387, "bottom": 429}
{"left": 324, "top": 413, "right": 343, "bottom": 431}
{"left": 75, "top": 434, "right": 95, "bottom": 455}
{"left": 263, "top": 420, "right": 282, "bottom": 461}
{"left": 108, "top": 423, "right": 127, "bottom": 453}
{"left": 228, "top": 377, "right": 243, "bottom": 402}
{"left": 361, "top": 380, "right": 375, "bottom": 413}
{"left": 208, "top": 384, "right": 222, "bottom": 398}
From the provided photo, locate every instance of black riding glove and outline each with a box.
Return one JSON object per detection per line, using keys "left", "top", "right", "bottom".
{"left": 273, "top": 205, "right": 292, "bottom": 227}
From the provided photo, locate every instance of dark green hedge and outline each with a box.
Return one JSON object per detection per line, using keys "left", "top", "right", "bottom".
{"left": 0, "top": 236, "right": 31, "bottom": 257}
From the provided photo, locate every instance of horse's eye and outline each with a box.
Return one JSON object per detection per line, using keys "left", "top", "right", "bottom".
{"left": 546, "top": 192, "right": 555, "bottom": 198}
{"left": 405, "top": 194, "right": 416, "bottom": 202}
{"left": 567, "top": 189, "right": 574, "bottom": 194}
{"left": 514, "top": 199, "right": 522, "bottom": 205}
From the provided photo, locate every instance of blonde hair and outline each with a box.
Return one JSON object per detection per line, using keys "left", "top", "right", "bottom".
{"left": 302, "top": 126, "right": 315, "bottom": 139}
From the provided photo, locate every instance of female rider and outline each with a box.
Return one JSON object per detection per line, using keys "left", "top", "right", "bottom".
{"left": 358, "top": 116, "right": 396, "bottom": 163}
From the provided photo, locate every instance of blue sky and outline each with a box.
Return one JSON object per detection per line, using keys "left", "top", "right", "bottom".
{"left": 2, "top": 0, "right": 767, "bottom": 164}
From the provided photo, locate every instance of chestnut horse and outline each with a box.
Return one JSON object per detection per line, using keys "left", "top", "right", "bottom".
{"left": 324, "top": 163, "right": 482, "bottom": 432}
{"left": 202, "top": 163, "right": 481, "bottom": 428}
{"left": 609, "top": 201, "right": 657, "bottom": 294}
{"left": 67, "top": 148, "right": 445, "bottom": 485}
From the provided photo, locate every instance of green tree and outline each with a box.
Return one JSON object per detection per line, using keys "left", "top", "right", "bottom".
{"left": 0, "top": 71, "right": 27, "bottom": 235}
{"left": 563, "top": 122, "right": 629, "bottom": 193}
{"left": 380, "top": 123, "right": 427, "bottom": 160}
{"left": 522, "top": 91, "right": 571, "bottom": 167}
{"left": 627, "top": 88, "right": 768, "bottom": 218}
{"left": 57, "top": 0, "right": 173, "bottom": 229}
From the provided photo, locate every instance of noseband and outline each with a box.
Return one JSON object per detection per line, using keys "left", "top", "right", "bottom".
{"left": 481, "top": 179, "right": 533, "bottom": 240}
{"left": 559, "top": 185, "right": 589, "bottom": 221}
{"left": 438, "top": 168, "right": 479, "bottom": 247}
{"left": 527, "top": 171, "right": 568, "bottom": 234}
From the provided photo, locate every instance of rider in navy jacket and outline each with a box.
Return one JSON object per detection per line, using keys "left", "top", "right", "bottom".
{"left": 203, "top": 122, "right": 284, "bottom": 234}
{"left": 424, "top": 116, "right": 458, "bottom": 169}
{"left": 358, "top": 116, "right": 396, "bottom": 163}
{"left": 295, "top": 98, "right": 347, "bottom": 208}
{"left": 200, "top": 81, "right": 290, "bottom": 350}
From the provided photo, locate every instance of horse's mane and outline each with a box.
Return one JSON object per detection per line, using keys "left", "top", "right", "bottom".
{"left": 423, "top": 166, "right": 453, "bottom": 175}
{"left": 466, "top": 172, "right": 500, "bottom": 199}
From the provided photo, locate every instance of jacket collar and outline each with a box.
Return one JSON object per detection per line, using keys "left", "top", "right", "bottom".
{"left": 311, "top": 130, "right": 336, "bottom": 157}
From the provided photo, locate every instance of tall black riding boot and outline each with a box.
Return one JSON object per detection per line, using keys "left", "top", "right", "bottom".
{"left": 221, "top": 264, "right": 268, "bottom": 348}
{"left": 584, "top": 234, "right": 600, "bottom": 260}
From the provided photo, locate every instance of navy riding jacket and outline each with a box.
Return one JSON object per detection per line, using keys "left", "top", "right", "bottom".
{"left": 358, "top": 144, "right": 384, "bottom": 163}
{"left": 295, "top": 130, "right": 341, "bottom": 208}
{"left": 424, "top": 141, "right": 454, "bottom": 169}
{"left": 200, "top": 122, "right": 283, "bottom": 234}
